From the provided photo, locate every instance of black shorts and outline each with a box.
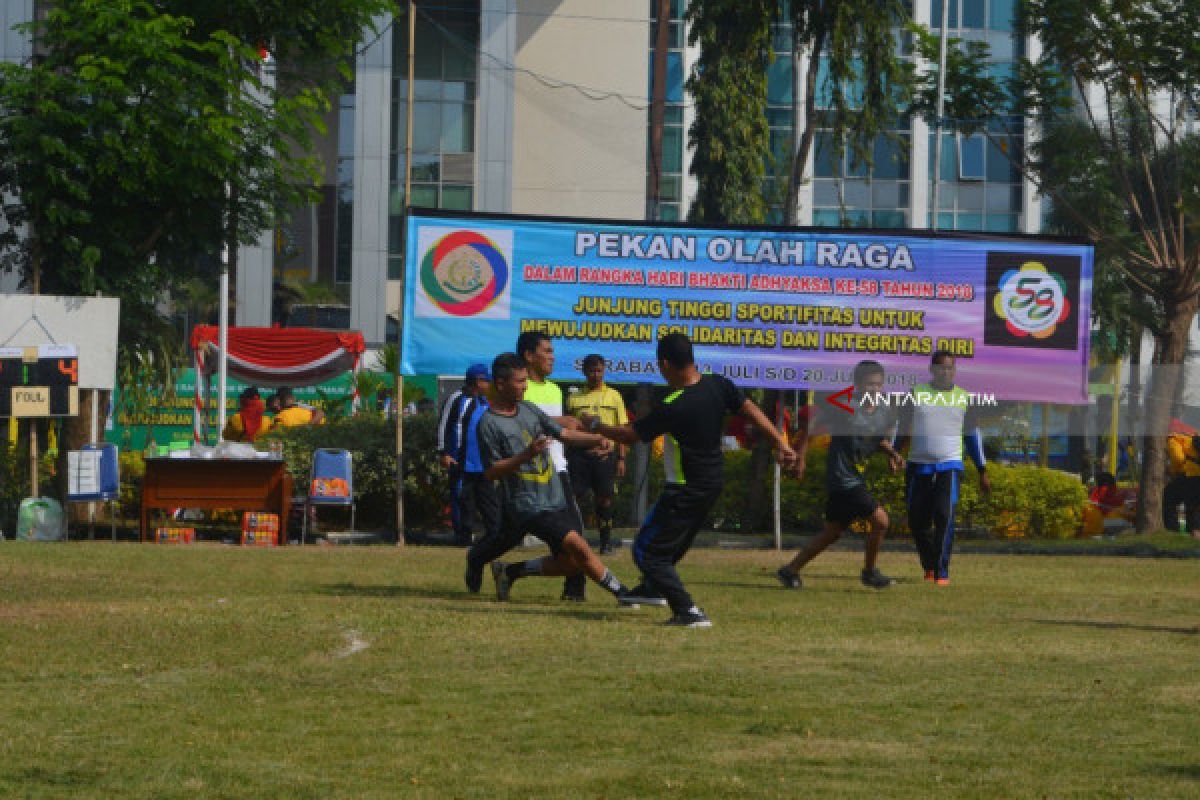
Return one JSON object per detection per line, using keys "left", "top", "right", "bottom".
{"left": 824, "top": 485, "right": 881, "bottom": 526}
{"left": 567, "top": 451, "right": 617, "bottom": 498}
{"left": 516, "top": 508, "right": 580, "bottom": 555}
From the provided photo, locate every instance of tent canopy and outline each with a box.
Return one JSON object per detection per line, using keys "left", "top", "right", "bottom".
{"left": 190, "top": 325, "right": 366, "bottom": 389}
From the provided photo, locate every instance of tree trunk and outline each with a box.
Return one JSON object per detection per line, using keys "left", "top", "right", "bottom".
{"left": 783, "top": 25, "right": 823, "bottom": 226}
{"left": 1135, "top": 305, "right": 1197, "bottom": 533}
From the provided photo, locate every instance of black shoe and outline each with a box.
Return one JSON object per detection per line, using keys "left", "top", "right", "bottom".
{"left": 860, "top": 568, "right": 894, "bottom": 589}
{"left": 776, "top": 567, "right": 802, "bottom": 589}
{"left": 664, "top": 609, "right": 712, "bottom": 628}
{"left": 597, "top": 541, "right": 613, "bottom": 555}
{"left": 620, "top": 584, "right": 668, "bottom": 607}
{"left": 464, "top": 562, "right": 483, "bottom": 593}
{"left": 561, "top": 573, "right": 586, "bottom": 602}
{"left": 615, "top": 588, "right": 641, "bottom": 608}
{"left": 560, "top": 589, "right": 587, "bottom": 602}
{"left": 491, "top": 562, "right": 512, "bottom": 601}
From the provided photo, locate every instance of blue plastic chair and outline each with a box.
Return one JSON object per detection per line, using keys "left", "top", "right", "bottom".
{"left": 66, "top": 443, "right": 120, "bottom": 540}
{"left": 303, "top": 448, "right": 355, "bottom": 543}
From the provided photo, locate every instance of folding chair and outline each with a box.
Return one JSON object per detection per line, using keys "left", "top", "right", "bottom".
{"left": 302, "top": 448, "right": 355, "bottom": 544}
{"left": 67, "top": 443, "right": 121, "bottom": 541}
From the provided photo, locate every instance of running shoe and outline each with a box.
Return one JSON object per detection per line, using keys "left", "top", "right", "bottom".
{"left": 664, "top": 610, "right": 713, "bottom": 628}
{"left": 776, "top": 567, "right": 802, "bottom": 589}
{"left": 860, "top": 568, "right": 895, "bottom": 589}
{"left": 619, "top": 584, "right": 669, "bottom": 607}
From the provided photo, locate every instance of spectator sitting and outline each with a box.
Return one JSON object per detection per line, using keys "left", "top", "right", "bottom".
{"left": 1089, "top": 472, "right": 1129, "bottom": 513}
{"left": 271, "top": 387, "right": 325, "bottom": 428}
{"left": 223, "top": 387, "right": 272, "bottom": 442}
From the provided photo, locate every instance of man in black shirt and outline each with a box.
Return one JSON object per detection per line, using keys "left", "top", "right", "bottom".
{"left": 776, "top": 360, "right": 903, "bottom": 590}
{"left": 584, "top": 333, "right": 797, "bottom": 627}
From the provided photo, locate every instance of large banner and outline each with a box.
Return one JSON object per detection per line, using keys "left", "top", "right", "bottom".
{"left": 402, "top": 210, "right": 1093, "bottom": 402}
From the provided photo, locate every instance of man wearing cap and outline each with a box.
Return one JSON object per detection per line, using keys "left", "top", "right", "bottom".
{"left": 438, "top": 363, "right": 491, "bottom": 546}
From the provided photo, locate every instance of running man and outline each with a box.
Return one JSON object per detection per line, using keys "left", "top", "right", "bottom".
{"left": 584, "top": 333, "right": 797, "bottom": 628}
{"left": 896, "top": 351, "right": 990, "bottom": 585}
{"left": 565, "top": 354, "right": 628, "bottom": 554}
{"left": 478, "top": 353, "right": 634, "bottom": 604}
{"left": 777, "top": 360, "right": 903, "bottom": 591}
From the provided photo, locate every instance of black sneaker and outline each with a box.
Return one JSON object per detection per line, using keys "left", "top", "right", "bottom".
{"left": 664, "top": 610, "right": 713, "bottom": 628}
{"left": 620, "top": 584, "right": 668, "bottom": 607}
{"left": 560, "top": 589, "right": 587, "bottom": 602}
{"left": 464, "top": 562, "right": 483, "bottom": 593}
{"left": 491, "top": 562, "right": 512, "bottom": 601}
{"left": 561, "top": 574, "right": 586, "bottom": 602}
{"left": 614, "top": 588, "right": 641, "bottom": 608}
{"left": 860, "top": 568, "right": 894, "bottom": 589}
{"left": 776, "top": 567, "right": 802, "bottom": 589}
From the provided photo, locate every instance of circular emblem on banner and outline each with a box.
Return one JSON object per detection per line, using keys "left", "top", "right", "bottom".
{"left": 992, "top": 261, "right": 1071, "bottom": 339}
{"left": 419, "top": 231, "right": 509, "bottom": 316}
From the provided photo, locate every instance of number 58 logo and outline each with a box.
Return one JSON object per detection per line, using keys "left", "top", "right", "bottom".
{"left": 992, "top": 261, "right": 1070, "bottom": 339}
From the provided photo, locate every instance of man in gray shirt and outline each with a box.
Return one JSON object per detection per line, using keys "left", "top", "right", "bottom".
{"left": 777, "top": 360, "right": 904, "bottom": 590}
{"left": 479, "top": 352, "right": 635, "bottom": 604}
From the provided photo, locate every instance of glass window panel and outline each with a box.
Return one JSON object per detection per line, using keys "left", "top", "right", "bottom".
{"left": 871, "top": 181, "right": 903, "bottom": 208}
{"left": 815, "top": 57, "right": 834, "bottom": 108}
{"left": 842, "top": 210, "right": 870, "bottom": 227}
{"left": 766, "top": 56, "right": 791, "bottom": 106}
{"left": 931, "top": 0, "right": 943, "bottom": 27}
{"left": 338, "top": 96, "right": 355, "bottom": 157}
{"left": 813, "top": 209, "right": 842, "bottom": 227}
{"left": 984, "top": 183, "right": 1012, "bottom": 211}
{"left": 949, "top": 0, "right": 959, "bottom": 27}
{"left": 814, "top": 133, "right": 836, "bottom": 178}
{"left": 659, "top": 175, "right": 681, "bottom": 202}
{"left": 897, "top": 182, "right": 911, "bottom": 206}
{"left": 770, "top": 129, "right": 792, "bottom": 164}
{"left": 414, "top": 24, "right": 442, "bottom": 79}
{"left": 413, "top": 102, "right": 440, "bottom": 153}
{"left": 937, "top": 133, "right": 957, "bottom": 181}
{"left": 962, "top": 0, "right": 986, "bottom": 28}
{"left": 936, "top": 212, "right": 955, "bottom": 229}
{"left": 411, "top": 155, "right": 439, "bottom": 182}
{"left": 388, "top": 216, "right": 406, "bottom": 255}
{"left": 986, "top": 30, "right": 1013, "bottom": 61}
{"left": 814, "top": 180, "right": 839, "bottom": 206}
{"left": 442, "top": 81, "right": 470, "bottom": 103}
{"left": 846, "top": 151, "right": 869, "bottom": 178}
{"left": 664, "top": 105, "right": 684, "bottom": 125}
{"left": 410, "top": 184, "right": 438, "bottom": 208}
{"left": 441, "top": 185, "right": 472, "bottom": 211}
{"left": 389, "top": 184, "right": 406, "bottom": 215}
{"left": 669, "top": 22, "right": 684, "bottom": 49}
{"left": 986, "top": 137, "right": 1018, "bottom": 181}
{"left": 441, "top": 103, "right": 473, "bottom": 153}
{"left": 873, "top": 210, "right": 907, "bottom": 228}
{"left": 958, "top": 183, "right": 984, "bottom": 210}
{"left": 414, "top": 80, "right": 441, "bottom": 101}
{"left": 666, "top": 52, "right": 684, "bottom": 104}
{"left": 337, "top": 158, "right": 353, "bottom": 185}
{"left": 985, "top": 213, "right": 1017, "bottom": 232}
{"left": 957, "top": 212, "right": 985, "bottom": 231}
{"left": 767, "top": 108, "right": 793, "bottom": 127}
{"left": 958, "top": 133, "right": 986, "bottom": 180}
{"left": 842, "top": 179, "right": 870, "bottom": 208}
{"left": 872, "top": 135, "right": 909, "bottom": 180}
{"left": 388, "top": 255, "right": 404, "bottom": 281}
{"left": 936, "top": 183, "right": 955, "bottom": 209}
{"left": 990, "top": 0, "right": 1015, "bottom": 31}
{"left": 443, "top": 44, "right": 475, "bottom": 81}
{"left": 659, "top": 204, "right": 680, "bottom": 222}
{"left": 662, "top": 126, "right": 683, "bottom": 173}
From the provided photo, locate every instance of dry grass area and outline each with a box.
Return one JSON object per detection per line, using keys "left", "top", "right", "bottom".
{"left": 1, "top": 543, "right": 1198, "bottom": 798}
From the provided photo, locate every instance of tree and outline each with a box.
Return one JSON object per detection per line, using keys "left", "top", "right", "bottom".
{"left": 782, "top": 1, "right": 912, "bottom": 225}
{"left": 911, "top": 0, "right": 1200, "bottom": 532}
{"left": 685, "top": 0, "right": 776, "bottom": 224}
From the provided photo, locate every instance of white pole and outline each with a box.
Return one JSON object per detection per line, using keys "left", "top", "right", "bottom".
{"left": 773, "top": 395, "right": 783, "bottom": 551}
{"left": 930, "top": 0, "right": 950, "bottom": 231}
{"left": 217, "top": 247, "right": 229, "bottom": 443}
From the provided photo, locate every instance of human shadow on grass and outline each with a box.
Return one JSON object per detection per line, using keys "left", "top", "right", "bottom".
{"left": 315, "top": 582, "right": 630, "bottom": 621}
{"left": 1030, "top": 618, "right": 1198, "bottom": 636}
{"left": 1153, "top": 765, "right": 1200, "bottom": 780}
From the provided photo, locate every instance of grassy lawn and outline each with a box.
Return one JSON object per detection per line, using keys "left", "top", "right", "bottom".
{"left": 1, "top": 543, "right": 1198, "bottom": 799}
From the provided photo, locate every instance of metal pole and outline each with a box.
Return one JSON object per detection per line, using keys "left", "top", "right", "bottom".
{"left": 930, "top": 0, "right": 950, "bottom": 230}
{"left": 773, "top": 394, "right": 784, "bottom": 551}
{"left": 1108, "top": 362, "right": 1120, "bottom": 475}
{"left": 395, "top": 0, "right": 416, "bottom": 545}
{"left": 217, "top": 253, "right": 229, "bottom": 442}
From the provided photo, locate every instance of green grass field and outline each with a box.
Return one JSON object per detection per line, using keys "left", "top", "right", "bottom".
{"left": 2, "top": 543, "right": 1198, "bottom": 799}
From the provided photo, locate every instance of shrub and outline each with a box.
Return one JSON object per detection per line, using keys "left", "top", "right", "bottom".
{"left": 608, "top": 445, "right": 1086, "bottom": 539}
{"left": 265, "top": 412, "right": 448, "bottom": 531}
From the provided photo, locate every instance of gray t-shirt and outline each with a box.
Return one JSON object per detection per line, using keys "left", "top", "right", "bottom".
{"left": 478, "top": 401, "right": 566, "bottom": 521}
{"left": 825, "top": 406, "right": 897, "bottom": 491}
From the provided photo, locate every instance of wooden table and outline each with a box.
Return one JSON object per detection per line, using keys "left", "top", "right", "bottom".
{"left": 140, "top": 457, "right": 292, "bottom": 543}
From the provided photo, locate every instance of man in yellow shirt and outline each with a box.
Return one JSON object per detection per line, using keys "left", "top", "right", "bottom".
{"left": 566, "top": 354, "right": 627, "bottom": 553}
{"left": 1164, "top": 428, "right": 1200, "bottom": 535}
{"left": 270, "top": 387, "right": 325, "bottom": 428}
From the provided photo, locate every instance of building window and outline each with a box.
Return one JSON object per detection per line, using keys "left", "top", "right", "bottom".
{"left": 646, "top": 0, "right": 686, "bottom": 221}
{"left": 335, "top": 92, "right": 355, "bottom": 284}
{"left": 389, "top": 0, "right": 479, "bottom": 279}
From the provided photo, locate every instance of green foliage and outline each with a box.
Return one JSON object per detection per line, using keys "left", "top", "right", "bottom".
{"left": 264, "top": 411, "right": 447, "bottom": 530}
{"left": 685, "top": 0, "right": 776, "bottom": 223}
{"left": 612, "top": 448, "right": 1086, "bottom": 539}
{"left": 0, "top": 0, "right": 393, "bottom": 418}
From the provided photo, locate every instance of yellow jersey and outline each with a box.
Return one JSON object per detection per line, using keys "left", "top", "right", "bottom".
{"left": 566, "top": 384, "right": 628, "bottom": 428}
{"left": 273, "top": 405, "right": 314, "bottom": 428}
